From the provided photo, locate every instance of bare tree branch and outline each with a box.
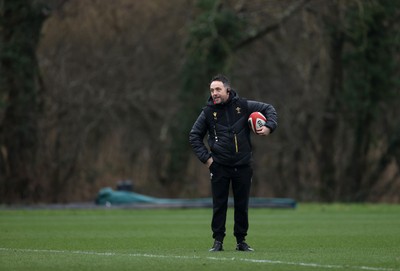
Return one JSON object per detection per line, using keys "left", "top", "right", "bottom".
{"left": 234, "top": 0, "right": 311, "bottom": 51}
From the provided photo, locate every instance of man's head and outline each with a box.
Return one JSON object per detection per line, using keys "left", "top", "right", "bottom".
{"left": 210, "top": 74, "right": 231, "bottom": 104}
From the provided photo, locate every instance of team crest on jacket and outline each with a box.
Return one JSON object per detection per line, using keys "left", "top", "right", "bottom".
{"left": 213, "top": 112, "right": 217, "bottom": 120}
{"left": 236, "top": 107, "right": 241, "bottom": 114}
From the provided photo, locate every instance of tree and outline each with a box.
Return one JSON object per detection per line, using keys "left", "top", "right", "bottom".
{"left": 317, "top": 1, "right": 345, "bottom": 202}
{"left": 167, "top": 0, "right": 310, "bottom": 190}
{"left": 317, "top": 0, "right": 400, "bottom": 201}
{"left": 0, "top": 0, "right": 49, "bottom": 202}
{"left": 0, "top": 0, "right": 69, "bottom": 202}
{"left": 341, "top": 0, "right": 400, "bottom": 201}
{"left": 166, "top": 0, "right": 244, "bottom": 191}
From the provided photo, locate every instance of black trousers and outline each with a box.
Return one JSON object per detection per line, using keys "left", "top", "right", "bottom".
{"left": 209, "top": 162, "right": 253, "bottom": 243}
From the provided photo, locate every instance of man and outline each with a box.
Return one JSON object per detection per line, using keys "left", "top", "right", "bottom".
{"left": 189, "top": 74, "right": 278, "bottom": 252}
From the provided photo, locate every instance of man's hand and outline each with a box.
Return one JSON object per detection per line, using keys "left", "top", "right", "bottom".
{"left": 256, "top": 126, "right": 271, "bottom": 136}
{"left": 206, "top": 157, "right": 214, "bottom": 168}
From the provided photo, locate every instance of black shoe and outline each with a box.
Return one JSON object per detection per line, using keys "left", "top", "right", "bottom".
{"left": 236, "top": 241, "right": 254, "bottom": 251}
{"left": 209, "top": 240, "right": 223, "bottom": 252}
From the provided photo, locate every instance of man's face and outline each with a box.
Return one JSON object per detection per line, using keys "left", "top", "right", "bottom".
{"left": 210, "top": 80, "right": 229, "bottom": 104}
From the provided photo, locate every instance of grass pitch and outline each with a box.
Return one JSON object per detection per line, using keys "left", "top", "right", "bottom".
{"left": 0, "top": 204, "right": 399, "bottom": 271}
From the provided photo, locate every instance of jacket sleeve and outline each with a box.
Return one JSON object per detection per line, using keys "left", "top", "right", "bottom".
{"left": 189, "top": 111, "right": 211, "bottom": 163}
{"left": 247, "top": 100, "right": 278, "bottom": 133}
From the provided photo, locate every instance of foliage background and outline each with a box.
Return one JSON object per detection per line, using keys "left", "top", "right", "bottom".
{"left": 0, "top": 0, "right": 399, "bottom": 203}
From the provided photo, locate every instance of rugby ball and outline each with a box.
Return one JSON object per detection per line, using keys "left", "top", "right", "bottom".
{"left": 248, "top": 112, "right": 267, "bottom": 134}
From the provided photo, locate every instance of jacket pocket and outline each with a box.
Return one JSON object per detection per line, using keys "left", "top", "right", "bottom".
{"left": 209, "top": 161, "right": 217, "bottom": 172}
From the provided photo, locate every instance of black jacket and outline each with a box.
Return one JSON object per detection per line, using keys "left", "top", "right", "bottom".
{"left": 189, "top": 90, "right": 277, "bottom": 167}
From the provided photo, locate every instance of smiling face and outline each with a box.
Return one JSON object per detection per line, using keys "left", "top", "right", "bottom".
{"left": 210, "top": 80, "right": 230, "bottom": 104}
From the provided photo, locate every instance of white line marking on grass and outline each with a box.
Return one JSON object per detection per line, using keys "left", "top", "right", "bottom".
{"left": 0, "top": 247, "right": 395, "bottom": 271}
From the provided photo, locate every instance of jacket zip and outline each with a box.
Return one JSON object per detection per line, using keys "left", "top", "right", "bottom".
{"left": 234, "top": 133, "right": 238, "bottom": 153}
{"left": 226, "top": 110, "right": 239, "bottom": 153}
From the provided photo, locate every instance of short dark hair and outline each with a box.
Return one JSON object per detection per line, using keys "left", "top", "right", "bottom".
{"left": 211, "top": 74, "right": 230, "bottom": 89}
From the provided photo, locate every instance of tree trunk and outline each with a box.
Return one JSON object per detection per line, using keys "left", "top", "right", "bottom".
{"left": 318, "top": 26, "right": 344, "bottom": 202}
{"left": 0, "top": 0, "right": 47, "bottom": 202}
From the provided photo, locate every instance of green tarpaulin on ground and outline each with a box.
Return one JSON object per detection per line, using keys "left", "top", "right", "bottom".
{"left": 95, "top": 188, "right": 297, "bottom": 208}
